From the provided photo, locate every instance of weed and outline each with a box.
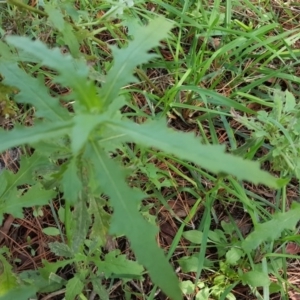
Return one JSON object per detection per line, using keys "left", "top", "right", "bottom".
{"left": 0, "top": 1, "right": 300, "bottom": 300}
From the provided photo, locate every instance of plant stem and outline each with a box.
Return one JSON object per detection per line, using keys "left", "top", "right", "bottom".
{"left": 7, "top": 0, "right": 47, "bottom": 17}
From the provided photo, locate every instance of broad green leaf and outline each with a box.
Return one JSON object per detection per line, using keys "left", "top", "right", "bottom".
{"left": 100, "top": 16, "right": 173, "bottom": 105}
{"left": 5, "top": 37, "right": 99, "bottom": 111}
{"left": 65, "top": 276, "right": 84, "bottom": 300}
{"left": 70, "top": 197, "right": 91, "bottom": 253}
{"left": 180, "top": 280, "right": 195, "bottom": 295}
{"left": 19, "top": 270, "right": 59, "bottom": 293}
{"left": 177, "top": 255, "right": 213, "bottom": 273}
{"left": 242, "top": 202, "right": 300, "bottom": 252}
{"left": 0, "top": 121, "right": 72, "bottom": 153}
{"left": 0, "top": 63, "right": 69, "bottom": 121}
{"left": 183, "top": 230, "right": 203, "bottom": 244}
{"left": 48, "top": 242, "right": 73, "bottom": 258}
{"left": 42, "top": 227, "right": 60, "bottom": 236}
{"left": 226, "top": 248, "right": 244, "bottom": 265}
{"left": 240, "top": 270, "right": 270, "bottom": 287}
{"left": 0, "top": 286, "right": 36, "bottom": 300}
{"left": 87, "top": 144, "right": 182, "bottom": 300}
{"left": 0, "top": 255, "right": 18, "bottom": 296}
{"left": 0, "top": 183, "right": 55, "bottom": 222}
{"left": 62, "top": 159, "right": 82, "bottom": 204}
{"left": 96, "top": 250, "right": 144, "bottom": 278}
{"left": 0, "top": 177, "right": 7, "bottom": 197}
{"left": 106, "top": 119, "right": 280, "bottom": 188}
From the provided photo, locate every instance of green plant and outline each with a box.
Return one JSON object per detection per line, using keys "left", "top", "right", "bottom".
{"left": 235, "top": 89, "right": 300, "bottom": 179}
{"left": 0, "top": 12, "right": 287, "bottom": 300}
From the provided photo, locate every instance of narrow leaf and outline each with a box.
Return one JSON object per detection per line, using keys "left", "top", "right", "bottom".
{"left": 70, "top": 197, "right": 91, "bottom": 253}
{"left": 87, "top": 144, "right": 182, "bottom": 300}
{"left": 0, "top": 62, "right": 69, "bottom": 121}
{"left": 100, "top": 16, "right": 173, "bottom": 105}
{"left": 0, "top": 120, "right": 72, "bottom": 153}
{"left": 62, "top": 159, "right": 82, "bottom": 204}
{"left": 5, "top": 37, "right": 99, "bottom": 111}
{"left": 242, "top": 202, "right": 300, "bottom": 252}
{"left": 107, "top": 119, "right": 280, "bottom": 188}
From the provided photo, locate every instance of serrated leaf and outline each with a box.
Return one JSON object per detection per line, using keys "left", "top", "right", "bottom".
{"left": 62, "top": 159, "right": 82, "bottom": 204}
{"left": 49, "top": 242, "right": 73, "bottom": 258}
{"left": 45, "top": 4, "right": 65, "bottom": 31}
{"left": 70, "top": 197, "right": 91, "bottom": 253}
{"left": 45, "top": 4, "right": 80, "bottom": 57}
{"left": 100, "top": 16, "right": 173, "bottom": 105}
{"left": 96, "top": 250, "right": 144, "bottom": 278}
{"left": 5, "top": 37, "right": 99, "bottom": 111}
{"left": 240, "top": 270, "right": 270, "bottom": 287}
{"left": 0, "top": 63, "right": 69, "bottom": 121}
{"left": 107, "top": 119, "right": 280, "bottom": 188}
{"left": 91, "top": 280, "right": 109, "bottom": 300}
{"left": 0, "top": 183, "right": 55, "bottom": 221}
{"left": 65, "top": 276, "right": 84, "bottom": 300}
{"left": 0, "top": 120, "right": 72, "bottom": 153}
{"left": 183, "top": 230, "right": 203, "bottom": 244}
{"left": 0, "top": 255, "right": 18, "bottom": 296}
{"left": 88, "top": 197, "right": 111, "bottom": 247}
{"left": 242, "top": 202, "right": 300, "bottom": 252}
{"left": 87, "top": 144, "right": 182, "bottom": 300}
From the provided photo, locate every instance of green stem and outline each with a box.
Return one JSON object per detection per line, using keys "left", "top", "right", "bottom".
{"left": 7, "top": 0, "right": 48, "bottom": 17}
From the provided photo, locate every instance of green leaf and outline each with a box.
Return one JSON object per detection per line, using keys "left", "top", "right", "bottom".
{"left": 0, "top": 121, "right": 72, "bottom": 153}
{"left": 107, "top": 119, "right": 280, "bottom": 188}
{"left": 240, "top": 270, "right": 270, "bottom": 287}
{"left": 5, "top": 36, "right": 99, "bottom": 112}
{"left": 180, "top": 280, "right": 195, "bottom": 295}
{"left": 88, "top": 197, "right": 111, "bottom": 247}
{"left": 0, "top": 62, "right": 69, "bottom": 121}
{"left": 242, "top": 202, "right": 300, "bottom": 252}
{"left": 0, "top": 183, "right": 55, "bottom": 220}
{"left": 65, "top": 276, "right": 84, "bottom": 300}
{"left": 96, "top": 250, "right": 144, "bottom": 278}
{"left": 48, "top": 242, "right": 73, "bottom": 258}
{"left": 226, "top": 248, "right": 244, "bottom": 265}
{"left": 70, "top": 197, "right": 91, "bottom": 253}
{"left": 42, "top": 227, "right": 60, "bottom": 236}
{"left": 87, "top": 144, "right": 182, "bottom": 300}
{"left": 0, "top": 286, "right": 36, "bottom": 300}
{"left": 183, "top": 230, "right": 203, "bottom": 244}
{"left": 100, "top": 16, "right": 173, "bottom": 105}
{"left": 177, "top": 255, "right": 213, "bottom": 273}
{"left": 71, "top": 114, "right": 106, "bottom": 154}
{"left": 62, "top": 159, "right": 82, "bottom": 204}
{"left": 91, "top": 279, "right": 109, "bottom": 300}
{"left": 0, "top": 255, "right": 18, "bottom": 296}
{"left": 45, "top": 4, "right": 80, "bottom": 57}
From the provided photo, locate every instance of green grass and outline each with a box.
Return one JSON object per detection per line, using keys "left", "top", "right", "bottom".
{"left": 0, "top": 0, "right": 300, "bottom": 299}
